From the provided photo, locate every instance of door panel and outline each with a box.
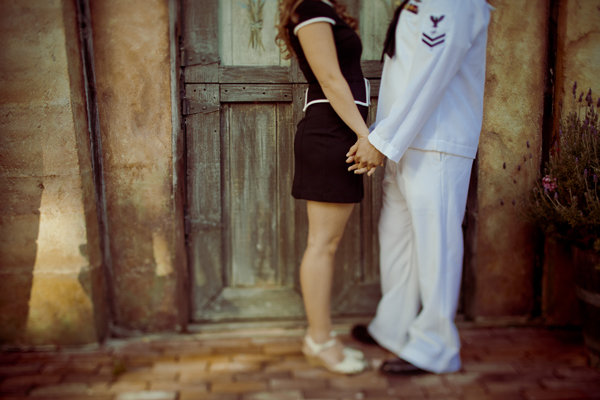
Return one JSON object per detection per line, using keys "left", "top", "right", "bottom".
{"left": 219, "top": 0, "right": 289, "bottom": 66}
{"left": 183, "top": 0, "right": 391, "bottom": 322}
{"left": 226, "top": 103, "right": 279, "bottom": 286}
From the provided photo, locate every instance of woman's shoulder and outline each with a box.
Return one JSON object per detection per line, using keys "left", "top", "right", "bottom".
{"left": 295, "top": 0, "right": 337, "bottom": 22}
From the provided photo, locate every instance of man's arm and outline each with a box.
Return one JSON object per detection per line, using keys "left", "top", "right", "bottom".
{"left": 368, "top": 2, "right": 487, "bottom": 162}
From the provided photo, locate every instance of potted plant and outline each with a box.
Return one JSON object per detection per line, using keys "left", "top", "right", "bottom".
{"left": 527, "top": 82, "right": 600, "bottom": 369}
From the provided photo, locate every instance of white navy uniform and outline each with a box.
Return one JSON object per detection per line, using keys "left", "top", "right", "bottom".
{"left": 367, "top": 0, "right": 492, "bottom": 373}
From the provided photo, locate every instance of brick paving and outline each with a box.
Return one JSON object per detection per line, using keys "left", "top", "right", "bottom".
{"left": 1, "top": 325, "right": 599, "bottom": 400}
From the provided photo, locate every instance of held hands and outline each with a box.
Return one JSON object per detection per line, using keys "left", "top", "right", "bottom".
{"left": 346, "top": 136, "right": 385, "bottom": 176}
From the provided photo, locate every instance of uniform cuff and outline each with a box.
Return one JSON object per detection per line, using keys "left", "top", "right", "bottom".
{"left": 368, "top": 132, "right": 403, "bottom": 163}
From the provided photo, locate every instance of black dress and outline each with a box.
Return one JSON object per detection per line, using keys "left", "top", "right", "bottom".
{"left": 288, "top": 0, "right": 369, "bottom": 203}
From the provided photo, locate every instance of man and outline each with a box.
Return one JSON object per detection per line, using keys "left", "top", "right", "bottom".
{"left": 347, "top": 0, "right": 492, "bottom": 374}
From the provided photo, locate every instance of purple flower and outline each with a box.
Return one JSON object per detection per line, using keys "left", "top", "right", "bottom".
{"left": 500, "top": 199, "right": 504, "bottom": 206}
{"left": 573, "top": 81, "right": 577, "bottom": 98}
{"left": 597, "top": 97, "right": 600, "bottom": 108}
{"left": 526, "top": 140, "right": 530, "bottom": 148}
{"left": 502, "top": 162, "right": 506, "bottom": 169}
{"left": 586, "top": 89, "right": 593, "bottom": 106}
{"left": 594, "top": 174, "right": 598, "bottom": 184}
{"left": 554, "top": 192, "right": 559, "bottom": 201}
{"left": 579, "top": 92, "right": 583, "bottom": 103}
{"left": 542, "top": 175, "right": 558, "bottom": 192}
{"left": 584, "top": 169, "right": 589, "bottom": 179}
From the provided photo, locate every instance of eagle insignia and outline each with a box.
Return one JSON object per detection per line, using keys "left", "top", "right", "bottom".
{"left": 421, "top": 14, "right": 446, "bottom": 49}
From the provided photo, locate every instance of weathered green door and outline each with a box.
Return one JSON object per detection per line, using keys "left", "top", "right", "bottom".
{"left": 182, "top": 0, "right": 392, "bottom": 322}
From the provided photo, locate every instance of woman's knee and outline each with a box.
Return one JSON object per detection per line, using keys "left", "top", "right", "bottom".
{"left": 306, "top": 233, "right": 343, "bottom": 256}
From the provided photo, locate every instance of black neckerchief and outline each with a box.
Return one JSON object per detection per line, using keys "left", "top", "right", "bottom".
{"left": 381, "top": 0, "right": 410, "bottom": 62}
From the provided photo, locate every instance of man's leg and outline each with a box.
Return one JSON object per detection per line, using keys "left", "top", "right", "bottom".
{"left": 367, "top": 158, "right": 421, "bottom": 356}
{"left": 398, "top": 150, "right": 473, "bottom": 373}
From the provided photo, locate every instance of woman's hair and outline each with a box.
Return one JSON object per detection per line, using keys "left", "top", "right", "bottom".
{"left": 275, "top": 0, "right": 358, "bottom": 59}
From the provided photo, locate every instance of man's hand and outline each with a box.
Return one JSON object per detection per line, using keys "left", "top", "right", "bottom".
{"left": 346, "top": 136, "right": 385, "bottom": 176}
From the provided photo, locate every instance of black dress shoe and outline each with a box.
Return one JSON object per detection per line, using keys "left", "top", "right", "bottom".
{"left": 350, "top": 324, "right": 379, "bottom": 345}
{"left": 380, "top": 357, "right": 428, "bottom": 375}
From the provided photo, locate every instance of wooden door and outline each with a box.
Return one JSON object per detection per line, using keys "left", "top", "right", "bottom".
{"left": 182, "top": 0, "right": 393, "bottom": 322}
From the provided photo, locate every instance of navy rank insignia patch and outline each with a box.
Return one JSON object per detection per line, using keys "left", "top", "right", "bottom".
{"left": 406, "top": 3, "right": 419, "bottom": 14}
{"left": 421, "top": 14, "right": 446, "bottom": 48}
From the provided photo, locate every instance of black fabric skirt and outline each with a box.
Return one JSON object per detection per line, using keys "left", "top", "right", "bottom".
{"left": 292, "top": 103, "right": 368, "bottom": 203}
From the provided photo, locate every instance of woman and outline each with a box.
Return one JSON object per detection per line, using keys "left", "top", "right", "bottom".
{"left": 276, "top": 0, "right": 382, "bottom": 374}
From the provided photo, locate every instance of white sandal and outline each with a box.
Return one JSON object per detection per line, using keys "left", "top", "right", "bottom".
{"left": 302, "top": 335, "right": 367, "bottom": 374}
{"left": 330, "top": 332, "right": 365, "bottom": 360}
{"left": 343, "top": 346, "right": 365, "bottom": 360}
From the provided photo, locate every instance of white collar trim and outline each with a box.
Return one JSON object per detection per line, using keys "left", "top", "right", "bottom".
{"left": 321, "top": 0, "right": 334, "bottom": 7}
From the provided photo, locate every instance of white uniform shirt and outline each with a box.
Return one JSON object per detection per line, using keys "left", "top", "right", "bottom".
{"left": 369, "top": 0, "right": 492, "bottom": 162}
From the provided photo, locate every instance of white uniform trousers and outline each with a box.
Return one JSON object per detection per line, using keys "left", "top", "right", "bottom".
{"left": 368, "top": 148, "right": 473, "bottom": 373}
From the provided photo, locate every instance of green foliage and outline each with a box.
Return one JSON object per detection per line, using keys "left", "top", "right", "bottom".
{"left": 527, "top": 85, "right": 600, "bottom": 251}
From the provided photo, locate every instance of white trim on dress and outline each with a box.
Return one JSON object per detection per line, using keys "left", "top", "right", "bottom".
{"left": 293, "top": 17, "right": 336, "bottom": 36}
{"left": 303, "top": 78, "right": 371, "bottom": 112}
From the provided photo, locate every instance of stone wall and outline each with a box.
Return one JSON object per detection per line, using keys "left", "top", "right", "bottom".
{"left": 555, "top": 0, "right": 600, "bottom": 110}
{"left": 465, "top": 0, "right": 549, "bottom": 320}
{"left": 90, "top": 0, "right": 187, "bottom": 332}
{"left": 0, "top": 0, "right": 107, "bottom": 344}
{"left": 468, "top": 0, "right": 600, "bottom": 322}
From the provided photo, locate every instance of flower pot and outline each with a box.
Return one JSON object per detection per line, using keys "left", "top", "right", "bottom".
{"left": 542, "top": 238, "right": 580, "bottom": 325}
{"left": 573, "top": 246, "right": 600, "bottom": 370}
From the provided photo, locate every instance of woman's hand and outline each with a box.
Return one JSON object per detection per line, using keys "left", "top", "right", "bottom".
{"left": 346, "top": 137, "right": 384, "bottom": 176}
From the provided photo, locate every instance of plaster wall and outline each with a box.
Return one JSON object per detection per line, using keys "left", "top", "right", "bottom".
{"left": 0, "top": 0, "right": 106, "bottom": 344}
{"left": 555, "top": 0, "right": 600, "bottom": 110}
{"left": 466, "top": 0, "right": 549, "bottom": 318}
{"left": 90, "top": 0, "right": 187, "bottom": 332}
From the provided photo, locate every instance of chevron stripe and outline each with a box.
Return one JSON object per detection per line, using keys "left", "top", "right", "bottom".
{"left": 422, "top": 39, "right": 445, "bottom": 48}
{"left": 423, "top": 33, "right": 445, "bottom": 42}
{"left": 421, "top": 32, "right": 445, "bottom": 48}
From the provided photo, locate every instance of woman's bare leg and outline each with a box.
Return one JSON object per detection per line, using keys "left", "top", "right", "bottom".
{"left": 300, "top": 200, "right": 355, "bottom": 363}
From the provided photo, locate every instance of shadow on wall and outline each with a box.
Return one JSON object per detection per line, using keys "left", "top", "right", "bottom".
{"left": 0, "top": 130, "right": 43, "bottom": 344}
{"left": 0, "top": 0, "right": 105, "bottom": 345}
{"left": 0, "top": 0, "right": 51, "bottom": 345}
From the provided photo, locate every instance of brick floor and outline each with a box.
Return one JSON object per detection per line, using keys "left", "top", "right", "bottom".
{"left": 1, "top": 326, "right": 599, "bottom": 400}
